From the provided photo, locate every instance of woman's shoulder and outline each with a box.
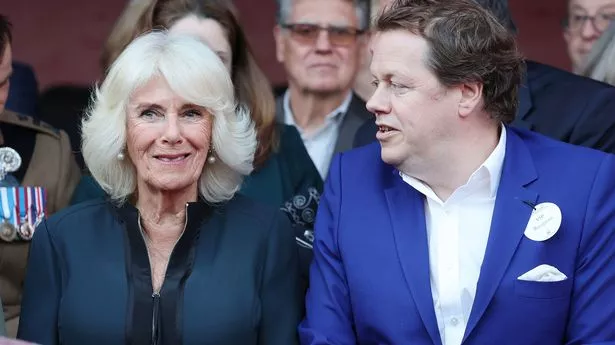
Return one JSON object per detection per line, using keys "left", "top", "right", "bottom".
{"left": 70, "top": 175, "right": 107, "bottom": 205}
{"left": 222, "top": 194, "right": 294, "bottom": 244}
{"left": 277, "top": 124, "right": 303, "bottom": 150}
{"left": 223, "top": 194, "right": 285, "bottom": 224}
{"left": 42, "top": 199, "right": 115, "bottom": 238}
{"left": 274, "top": 124, "right": 321, "bottom": 177}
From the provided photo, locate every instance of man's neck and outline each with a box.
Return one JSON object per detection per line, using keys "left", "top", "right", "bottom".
{"left": 287, "top": 87, "right": 350, "bottom": 134}
{"left": 402, "top": 121, "right": 501, "bottom": 202}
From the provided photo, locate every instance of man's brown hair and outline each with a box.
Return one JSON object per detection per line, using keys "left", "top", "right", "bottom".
{"left": 375, "top": 0, "right": 524, "bottom": 123}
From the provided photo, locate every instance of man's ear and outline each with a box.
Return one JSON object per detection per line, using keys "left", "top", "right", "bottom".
{"left": 273, "top": 25, "right": 285, "bottom": 63}
{"left": 458, "top": 82, "right": 483, "bottom": 118}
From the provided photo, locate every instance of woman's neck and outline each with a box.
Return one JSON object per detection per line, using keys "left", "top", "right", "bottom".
{"left": 135, "top": 182, "right": 198, "bottom": 243}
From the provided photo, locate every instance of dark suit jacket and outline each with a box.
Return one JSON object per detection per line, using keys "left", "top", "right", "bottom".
{"left": 276, "top": 91, "right": 372, "bottom": 154}
{"left": 18, "top": 196, "right": 301, "bottom": 345}
{"left": 353, "top": 61, "right": 615, "bottom": 153}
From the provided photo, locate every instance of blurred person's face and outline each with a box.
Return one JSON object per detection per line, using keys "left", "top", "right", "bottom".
{"left": 0, "top": 41, "right": 12, "bottom": 114}
{"left": 564, "top": 0, "right": 615, "bottom": 71}
{"left": 126, "top": 76, "right": 212, "bottom": 194}
{"left": 274, "top": 0, "right": 366, "bottom": 95}
{"left": 170, "top": 15, "right": 233, "bottom": 72}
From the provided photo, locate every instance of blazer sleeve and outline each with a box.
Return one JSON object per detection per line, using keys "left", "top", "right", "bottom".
{"left": 565, "top": 154, "right": 615, "bottom": 343}
{"left": 298, "top": 153, "right": 357, "bottom": 345}
{"left": 17, "top": 220, "right": 61, "bottom": 344}
{"left": 258, "top": 212, "right": 302, "bottom": 345}
{"left": 569, "top": 86, "right": 615, "bottom": 154}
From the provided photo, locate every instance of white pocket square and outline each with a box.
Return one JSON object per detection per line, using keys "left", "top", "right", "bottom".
{"left": 517, "top": 264, "right": 568, "bottom": 282}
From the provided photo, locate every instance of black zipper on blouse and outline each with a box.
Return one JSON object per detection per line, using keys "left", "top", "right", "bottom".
{"left": 151, "top": 292, "right": 161, "bottom": 345}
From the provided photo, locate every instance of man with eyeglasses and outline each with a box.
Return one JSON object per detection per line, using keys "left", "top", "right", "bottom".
{"left": 273, "top": 0, "right": 372, "bottom": 179}
{"left": 563, "top": 0, "right": 615, "bottom": 73}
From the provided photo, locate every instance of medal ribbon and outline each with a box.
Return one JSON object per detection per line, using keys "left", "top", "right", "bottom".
{"left": 17, "top": 187, "right": 27, "bottom": 226}
{"left": 34, "top": 187, "right": 45, "bottom": 227}
{"left": 26, "top": 187, "right": 34, "bottom": 227}
{"left": 0, "top": 188, "right": 11, "bottom": 222}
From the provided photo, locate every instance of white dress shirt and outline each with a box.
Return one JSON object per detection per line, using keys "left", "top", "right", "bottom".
{"left": 283, "top": 90, "right": 352, "bottom": 179}
{"left": 400, "top": 127, "right": 507, "bottom": 345}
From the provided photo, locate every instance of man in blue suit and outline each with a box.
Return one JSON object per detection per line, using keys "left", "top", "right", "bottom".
{"left": 354, "top": 0, "right": 615, "bottom": 154}
{"left": 299, "top": 0, "right": 615, "bottom": 344}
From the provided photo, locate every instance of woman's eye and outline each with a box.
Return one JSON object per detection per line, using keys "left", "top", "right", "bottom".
{"left": 183, "top": 109, "right": 202, "bottom": 118}
{"left": 139, "top": 109, "right": 158, "bottom": 118}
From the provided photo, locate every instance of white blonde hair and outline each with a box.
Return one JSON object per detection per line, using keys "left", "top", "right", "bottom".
{"left": 580, "top": 21, "right": 615, "bottom": 86}
{"left": 82, "top": 31, "right": 256, "bottom": 204}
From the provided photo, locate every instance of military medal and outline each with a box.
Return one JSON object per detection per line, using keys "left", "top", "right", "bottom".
{"left": 0, "top": 188, "right": 16, "bottom": 241}
{"left": 16, "top": 187, "right": 33, "bottom": 240}
{"left": 33, "top": 187, "right": 46, "bottom": 228}
{"left": 0, "top": 147, "right": 21, "bottom": 183}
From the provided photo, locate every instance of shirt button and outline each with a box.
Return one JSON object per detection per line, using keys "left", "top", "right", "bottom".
{"left": 451, "top": 318, "right": 459, "bottom": 326}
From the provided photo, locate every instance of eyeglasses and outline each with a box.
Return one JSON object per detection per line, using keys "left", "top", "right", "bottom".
{"left": 564, "top": 11, "right": 615, "bottom": 33}
{"left": 281, "top": 23, "right": 364, "bottom": 46}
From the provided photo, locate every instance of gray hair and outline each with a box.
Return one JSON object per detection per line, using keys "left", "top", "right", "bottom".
{"left": 580, "top": 21, "right": 615, "bottom": 85}
{"left": 472, "top": 0, "right": 518, "bottom": 33}
{"left": 275, "top": 0, "right": 370, "bottom": 30}
{"left": 82, "top": 31, "right": 256, "bottom": 205}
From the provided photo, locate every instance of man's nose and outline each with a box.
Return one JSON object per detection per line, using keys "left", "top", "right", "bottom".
{"left": 366, "top": 86, "right": 391, "bottom": 116}
{"left": 580, "top": 18, "right": 601, "bottom": 39}
{"left": 315, "top": 30, "right": 333, "bottom": 52}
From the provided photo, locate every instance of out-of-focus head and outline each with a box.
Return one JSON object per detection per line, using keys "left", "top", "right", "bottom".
{"left": 100, "top": 0, "right": 158, "bottom": 74}
{"left": 274, "top": 0, "right": 369, "bottom": 96}
{"left": 0, "top": 14, "right": 13, "bottom": 114}
{"left": 563, "top": 0, "right": 615, "bottom": 72}
{"left": 153, "top": 0, "right": 278, "bottom": 168}
{"left": 366, "top": 0, "right": 522, "bottom": 170}
{"left": 82, "top": 32, "right": 256, "bottom": 204}
{"left": 580, "top": 20, "right": 615, "bottom": 85}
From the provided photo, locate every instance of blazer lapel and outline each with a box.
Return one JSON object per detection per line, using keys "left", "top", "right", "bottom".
{"left": 385, "top": 173, "right": 442, "bottom": 345}
{"left": 463, "top": 128, "right": 539, "bottom": 342}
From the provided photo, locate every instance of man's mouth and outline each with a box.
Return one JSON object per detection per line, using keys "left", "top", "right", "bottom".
{"left": 378, "top": 125, "right": 396, "bottom": 133}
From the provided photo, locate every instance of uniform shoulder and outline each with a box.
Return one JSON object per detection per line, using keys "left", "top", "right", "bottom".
{"left": 0, "top": 110, "right": 62, "bottom": 139}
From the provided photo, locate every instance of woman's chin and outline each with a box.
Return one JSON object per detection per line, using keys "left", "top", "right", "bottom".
{"left": 142, "top": 176, "right": 199, "bottom": 195}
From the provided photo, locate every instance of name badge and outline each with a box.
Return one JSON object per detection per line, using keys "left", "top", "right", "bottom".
{"left": 524, "top": 202, "right": 562, "bottom": 242}
{"left": 0, "top": 186, "right": 47, "bottom": 242}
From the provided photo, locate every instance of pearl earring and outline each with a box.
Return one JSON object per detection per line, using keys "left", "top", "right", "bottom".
{"left": 207, "top": 149, "right": 216, "bottom": 164}
{"left": 117, "top": 152, "right": 125, "bottom": 160}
